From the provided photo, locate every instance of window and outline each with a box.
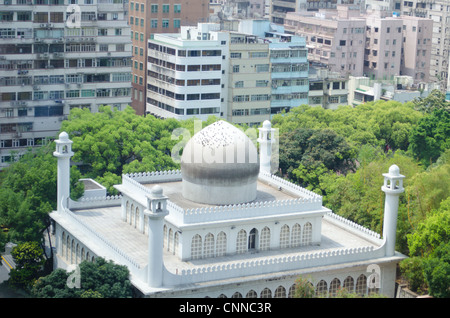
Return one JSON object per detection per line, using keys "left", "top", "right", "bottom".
{"left": 162, "top": 19, "right": 169, "bottom": 28}
{"left": 280, "top": 225, "right": 290, "bottom": 249}
{"left": 151, "top": 4, "right": 158, "bottom": 13}
{"left": 255, "top": 64, "right": 269, "bottom": 72}
{"left": 236, "top": 230, "right": 247, "bottom": 254}
{"left": 151, "top": 19, "right": 157, "bottom": 28}
{"left": 235, "top": 81, "right": 243, "bottom": 88}
{"left": 173, "top": 19, "right": 180, "bottom": 28}
{"left": 232, "top": 65, "right": 239, "bottom": 73}
{"left": 248, "top": 228, "right": 257, "bottom": 250}
{"left": 191, "top": 234, "right": 202, "bottom": 260}
{"left": 216, "top": 232, "right": 226, "bottom": 257}
{"left": 230, "top": 52, "right": 242, "bottom": 58}
{"left": 260, "top": 227, "right": 270, "bottom": 251}
{"left": 162, "top": 4, "right": 169, "bottom": 13}
{"left": 340, "top": 40, "right": 346, "bottom": 46}
{"left": 204, "top": 233, "right": 214, "bottom": 258}
{"left": 291, "top": 223, "right": 301, "bottom": 247}
{"left": 174, "top": 4, "right": 181, "bottom": 13}
{"left": 302, "top": 222, "right": 312, "bottom": 245}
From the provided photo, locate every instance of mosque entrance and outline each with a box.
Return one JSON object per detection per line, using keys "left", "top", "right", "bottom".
{"left": 248, "top": 228, "right": 258, "bottom": 250}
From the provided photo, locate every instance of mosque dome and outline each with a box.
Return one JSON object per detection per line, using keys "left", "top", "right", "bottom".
{"left": 181, "top": 120, "right": 259, "bottom": 205}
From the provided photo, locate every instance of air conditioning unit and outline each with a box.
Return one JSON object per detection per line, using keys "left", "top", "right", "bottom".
{"left": 40, "top": 24, "right": 46, "bottom": 27}
{"left": 35, "top": 38, "right": 41, "bottom": 42}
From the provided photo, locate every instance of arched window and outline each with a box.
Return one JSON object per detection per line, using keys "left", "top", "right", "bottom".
{"left": 81, "top": 247, "right": 85, "bottom": 262}
{"left": 204, "top": 233, "right": 215, "bottom": 258}
{"left": 163, "top": 225, "right": 168, "bottom": 250}
{"left": 130, "top": 204, "right": 134, "bottom": 225}
{"left": 316, "top": 280, "right": 327, "bottom": 297}
{"left": 329, "top": 278, "right": 341, "bottom": 297}
{"left": 125, "top": 201, "right": 130, "bottom": 223}
{"left": 302, "top": 222, "right": 312, "bottom": 246}
{"left": 135, "top": 207, "right": 140, "bottom": 229}
{"left": 218, "top": 294, "right": 227, "bottom": 298}
{"left": 291, "top": 223, "right": 301, "bottom": 247}
{"left": 355, "top": 274, "right": 367, "bottom": 296}
{"left": 216, "top": 232, "right": 227, "bottom": 257}
{"left": 65, "top": 235, "right": 70, "bottom": 260}
{"left": 191, "top": 234, "right": 202, "bottom": 260}
{"left": 288, "top": 284, "right": 296, "bottom": 298}
{"left": 260, "top": 288, "right": 272, "bottom": 298}
{"left": 168, "top": 228, "right": 174, "bottom": 253}
{"left": 246, "top": 290, "right": 257, "bottom": 298}
{"left": 71, "top": 239, "right": 75, "bottom": 264}
{"left": 174, "top": 231, "right": 180, "bottom": 256}
{"left": 61, "top": 232, "right": 66, "bottom": 258}
{"left": 76, "top": 243, "right": 80, "bottom": 264}
{"left": 231, "top": 292, "right": 242, "bottom": 298}
{"left": 236, "top": 230, "right": 247, "bottom": 254}
{"left": 260, "top": 227, "right": 270, "bottom": 251}
{"left": 280, "top": 225, "right": 290, "bottom": 249}
{"left": 248, "top": 228, "right": 258, "bottom": 250}
{"left": 343, "top": 276, "right": 354, "bottom": 293}
{"left": 274, "top": 286, "right": 286, "bottom": 298}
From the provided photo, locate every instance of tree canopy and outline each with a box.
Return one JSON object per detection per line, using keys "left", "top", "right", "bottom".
{"left": 31, "top": 257, "right": 133, "bottom": 298}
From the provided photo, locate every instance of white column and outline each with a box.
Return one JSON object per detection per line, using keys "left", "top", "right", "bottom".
{"left": 258, "top": 120, "right": 275, "bottom": 174}
{"left": 381, "top": 165, "right": 405, "bottom": 257}
{"left": 53, "top": 132, "right": 74, "bottom": 212}
{"left": 145, "top": 185, "right": 168, "bottom": 288}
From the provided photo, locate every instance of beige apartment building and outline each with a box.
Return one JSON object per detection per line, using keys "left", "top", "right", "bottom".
{"left": 363, "top": 13, "right": 403, "bottom": 80}
{"left": 129, "top": 0, "right": 210, "bottom": 115}
{"left": 284, "top": 5, "right": 366, "bottom": 77}
{"left": 400, "top": 0, "right": 450, "bottom": 90}
{"left": 227, "top": 32, "right": 272, "bottom": 126}
{"left": 400, "top": 15, "right": 432, "bottom": 83}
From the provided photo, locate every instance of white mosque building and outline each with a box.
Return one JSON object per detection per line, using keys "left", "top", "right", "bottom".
{"left": 49, "top": 120, "right": 406, "bottom": 298}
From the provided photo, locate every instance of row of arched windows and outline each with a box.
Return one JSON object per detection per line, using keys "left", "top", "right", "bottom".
{"left": 125, "top": 201, "right": 147, "bottom": 234}
{"left": 188, "top": 223, "right": 313, "bottom": 260}
{"left": 210, "top": 274, "right": 378, "bottom": 298}
{"left": 61, "top": 231, "right": 96, "bottom": 265}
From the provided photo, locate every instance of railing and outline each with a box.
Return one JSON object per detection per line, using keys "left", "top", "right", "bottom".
{"left": 176, "top": 244, "right": 382, "bottom": 285}
{"left": 61, "top": 206, "right": 141, "bottom": 270}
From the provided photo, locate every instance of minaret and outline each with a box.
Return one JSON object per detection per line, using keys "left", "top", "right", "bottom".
{"left": 381, "top": 164, "right": 405, "bottom": 257}
{"left": 53, "top": 132, "right": 74, "bottom": 212}
{"left": 145, "top": 185, "right": 168, "bottom": 288}
{"left": 257, "top": 120, "right": 275, "bottom": 174}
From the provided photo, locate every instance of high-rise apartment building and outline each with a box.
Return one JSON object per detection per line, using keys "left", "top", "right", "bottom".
{"left": 400, "top": 0, "right": 450, "bottom": 91}
{"left": 400, "top": 15, "right": 432, "bottom": 83}
{"left": 363, "top": 13, "right": 403, "bottom": 80}
{"left": 147, "top": 23, "right": 227, "bottom": 121}
{"left": 0, "top": 0, "right": 131, "bottom": 168}
{"left": 128, "top": 0, "right": 210, "bottom": 115}
{"left": 284, "top": 5, "right": 366, "bottom": 77}
{"left": 146, "top": 20, "right": 309, "bottom": 125}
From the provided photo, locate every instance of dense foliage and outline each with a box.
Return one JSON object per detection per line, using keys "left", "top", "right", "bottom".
{"left": 31, "top": 257, "right": 133, "bottom": 298}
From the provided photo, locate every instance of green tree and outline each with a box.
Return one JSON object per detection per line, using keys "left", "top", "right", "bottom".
{"left": 407, "top": 197, "right": 450, "bottom": 258}
{"left": 292, "top": 276, "right": 315, "bottom": 298}
{"left": 408, "top": 108, "right": 450, "bottom": 167}
{"left": 412, "top": 89, "right": 450, "bottom": 114}
{"left": 31, "top": 258, "right": 132, "bottom": 298}
{"left": 423, "top": 242, "right": 450, "bottom": 298}
{"left": 8, "top": 241, "right": 46, "bottom": 290}
{"left": 278, "top": 128, "right": 355, "bottom": 190}
{"left": 0, "top": 144, "right": 83, "bottom": 243}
